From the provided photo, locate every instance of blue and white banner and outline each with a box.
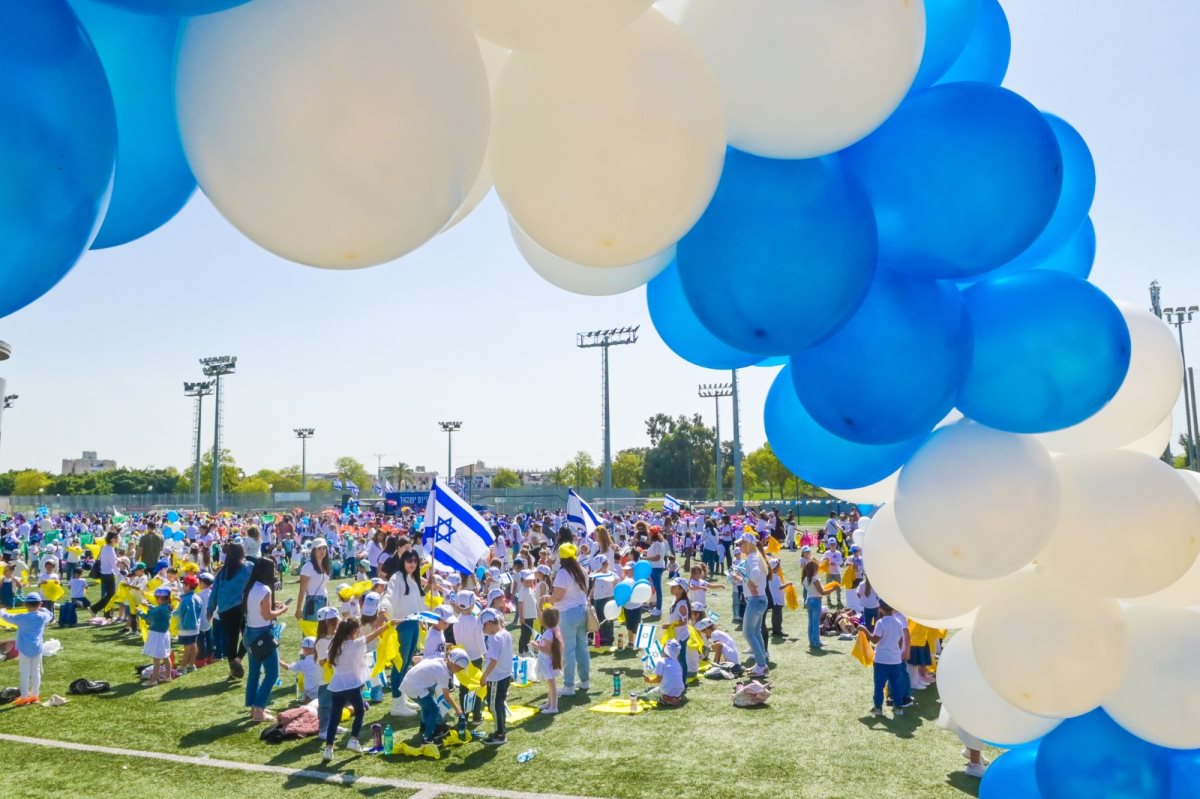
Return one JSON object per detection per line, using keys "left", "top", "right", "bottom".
{"left": 424, "top": 478, "right": 494, "bottom": 575}
{"left": 567, "top": 488, "right": 600, "bottom": 536}
{"left": 347, "top": 480, "right": 360, "bottom": 497}
{"left": 332, "top": 478, "right": 343, "bottom": 490}
{"left": 635, "top": 623, "right": 658, "bottom": 651}
{"left": 663, "top": 494, "right": 681, "bottom": 513}
{"left": 385, "top": 479, "right": 396, "bottom": 493}
{"left": 373, "top": 479, "right": 383, "bottom": 495}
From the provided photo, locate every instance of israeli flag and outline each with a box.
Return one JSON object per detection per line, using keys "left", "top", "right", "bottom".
{"left": 385, "top": 479, "right": 396, "bottom": 493}
{"left": 663, "top": 494, "right": 681, "bottom": 513}
{"left": 567, "top": 488, "right": 600, "bottom": 536}
{"left": 373, "top": 479, "right": 383, "bottom": 495}
{"left": 424, "top": 478, "right": 494, "bottom": 575}
{"left": 347, "top": 480, "right": 360, "bottom": 497}
{"left": 635, "top": 623, "right": 658, "bottom": 651}
{"left": 332, "top": 478, "right": 343, "bottom": 490}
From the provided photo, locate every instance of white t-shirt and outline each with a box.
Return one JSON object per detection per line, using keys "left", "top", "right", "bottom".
{"left": 873, "top": 615, "right": 905, "bottom": 665}
{"left": 645, "top": 541, "right": 665, "bottom": 566}
{"left": 99, "top": 545, "right": 117, "bottom": 576}
{"left": 423, "top": 627, "right": 446, "bottom": 658}
{"left": 592, "top": 572, "right": 616, "bottom": 601}
{"left": 767, "top": 574, "right": 785, "bottom": 605}
{"left": 315, "top": 637, "right": 332, "bottom": 686}
{"left": 69, "top": 577, "right": 88, "bottom": 599}
{"left": 400, "top": 657, "right": 450, "bottom": 698}
{"left": 484, "top": 629, "right": 513, "bottom": 681}
{"left": 552, "top": 569, "right": 588, "bottom": 611}
{"left": 385, "top": 572, "right": 426, "bottom": 619}
{"left": 246, "top": 582, "right": 273, "bottom": 627}
{"left": 327, "top": 636, "right": 368, "bottom": 692}
{"left": 709, "top": 630, "right": 739, "bottom": 665}
{"left": 654, "top": 654, "right": 685, "bottom": 697}
{"left": 856, "top": 584, "right": 880, "bottom": 610}
{"left": 805, "top": 576, "right": 824, "bottom": 599}
{"left": 670, "top": 599, "right": 690, "bottom": 641}
{"left": 687, "top": 579, "right": 710, "bottom": 608}
{"left": 300, "top": 562, "right": 328, "bottom": 599}
{"left": 517, "top": 585, "right": 540, "bottom": 620}
{"left": 743, "top": 554, "right": 766, "bottom": 597}
{"left": 454, "top": 614, "right": 485, "bottom": 660}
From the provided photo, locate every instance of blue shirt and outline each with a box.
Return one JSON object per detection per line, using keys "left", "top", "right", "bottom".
{"left": 1, "top": 608, "right": 54, "bottom": 656}
{"left": 143, "top": 602, "right": 172, "bottom": 634}
{"left": 173, "top": 592, "right": 202, "bottom": 633}
{"left": 207, "top": 563, "right": 252, "bottom": 614}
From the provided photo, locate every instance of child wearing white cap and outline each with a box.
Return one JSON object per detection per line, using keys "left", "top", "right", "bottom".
{"left": 1, "top": 593, "right": 54, "bottom": 705}
{"left": 400, "top": 650, "right": 468, "bottom": 745}
{"left": 649, "top": 639, "right": 686, "bottom": 705}
{"left": 281, "top": 636, "right": 322, "bottom": 701}
{"left": 422, "top": 605, "right": 457, "bottom": 659}
{"left": 451, "top": 590, "right": 485, "bottom": 724}
{"left": 695, "top": 617, "right": 742, "bottom": 676}
{"left": 515, "top": 571, "right": 539, "bottom": 656}
{"left": 313, "top": 605, "right": 341, "bottom": 737}
{"left": 479, "top": 607, "right": 513, "bottom": 746}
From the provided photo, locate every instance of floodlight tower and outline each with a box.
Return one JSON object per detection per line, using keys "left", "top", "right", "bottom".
{"left": 731, "top": 369, "right": 744, "bottom": 510}
{"left": 295, "top": 428, "right": 316, "bottom": 489}
{"left": 439, "top": 421, "right": 462, "bottom": 486}
{"left": 184, "top": 381, "right": 214, "bottom": 508}
{"left": 1165, "top": 305, "right": 1200, "bottom": 470}
{"left": 699, "top": 382, "right": 733, "bottom": 501}
{"left": 200, "top": 356, "right": 237, "bottom": 512}
{"left": 577, "top": 326, "right": 639, "bottom": 498}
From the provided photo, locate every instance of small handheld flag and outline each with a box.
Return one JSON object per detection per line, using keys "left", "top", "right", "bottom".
{"left": 663, "top": 494, "right": 681, "bottom": 513}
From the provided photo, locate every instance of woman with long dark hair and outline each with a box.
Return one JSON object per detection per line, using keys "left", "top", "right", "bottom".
{"left": 645, "top": 526, "right": 667, "bottom": 619}
{"left": 384, "top": 547, "right": 428, "bottom": 717}
{"left": 242, "top": 556, "right": 288, "bottom": 722}
{"left": 294, "top": 538, "right": 330, "bottom": 624}
{"left": 550, "top": 545, "right": 591, "bottom": 695}
{"left": 206, "top": 541, "right": 252, "bottom": 679}
{"left": 322, "top": 614, "right": 390, "bottom": 759}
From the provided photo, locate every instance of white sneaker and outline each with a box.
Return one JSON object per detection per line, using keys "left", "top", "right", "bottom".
{"left": 390, "top": 699, "right": 417, "bottom": 717}
{"left": 336, "top": 726, "right": 348, "bottom": 735}
{"left": 961, "top": 749, "right": 991, "bottom": 766}
{"left": 346, "top": 738, "right": 363, "bottom": 753}
{"left": 964, "top": 762, "right": 988, "bottom": 779}
{"left": 578, "top": 683, "right": 591, "bottom": 691}
{"left": 559, "top": 686, "right": 576, "bottom": 696}
{"left": 322, "top": 746, "right": 334, "bottom": 761}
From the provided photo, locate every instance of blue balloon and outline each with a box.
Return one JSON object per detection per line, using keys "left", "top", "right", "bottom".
{"left": 791, "top": 268, "right": 970, "bottom": 445}
{"left": 981, "top": 744, "right": 1042, "bottom": 799}
{"left": 1036, "top": 710, "right": 1170, "bottom": 799}
{"left": 166, "top": 510, "right": 180, "bottom": 523}
{"left": 613, "top": 581, "right": 633, "bottom": 607}
{"left": 677, "top": 149, "right": 877, "bottom": 355}
{"left": 960, "top": 272, "right": 1130, "bottom": 434}
{"left": 765, "top": 365, "right": 926, "bottom": 489}
{"left": 70, "top": 0, "right": 196, "bottom": 248}
{"left": 632, "top": 560, "right": 653, "bottom": 582}
{"left": 475, "top": 566, "right": 487, "bottom": 581}
{"left": 911, "top": 0, "right": 982, "bottom": 91}
{"left": 1169, "top": 750, "right": 1200, "bottom": 799}
{"left": 93, "top": 0, "right": 251, "bottom": 14}
{"left": 1013, "top": 114, "right": 1096, "bottom": 268}
{"left": 756, "top": 356, "right": 788, "bottom": 368}
{"left": 646, "top": 262, "right": 760, "bottom": 370}
{"left": 0, "top": 0, "right": 117, "bottom": 320}
{"left": 845, "top": 83, "right": 1061, "bottom": 280}
{"left": 938, "top": 0, "right": 1011, "bottom": 86}
{"left": 967, "top": 216, "right": 1097, "bottom": 284}
{"left": 172, "top": 530, "right": 185, "bottom": 542}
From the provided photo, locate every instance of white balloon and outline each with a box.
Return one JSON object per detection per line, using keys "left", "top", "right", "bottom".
{"left": 895, "top": 422, "right": 1059, "bottom": 580}
{"left": 442, "top": 39, "right": 510, "bottom": 232}
{"left": 1120, "top": 413, "right": 1173, "bottom": 458}
{"left": 490, "top": 10, "right": 725, "bottom": 267}
{"left": 1132, "top": 471, "right": 1200, "bottom": 608}
{"left": 177, "top": 0, "right": 488, "bottom": 269}
{"left": 1103, "top": 607, "right": 1200, "bottom": 749}
{"left": 861, "top": 506, "right": 1005, "bottom": 622}
{"left": 680, "top": 0, "right": 925, "bottom": 158}
{"left": 630, "top": 581, "right": 653, "bottom": 605}
{"left": 1038, "top": 451, "right": 1200, "bottom": 598}
{"left": 824, "top": 472, "right": 899, "bottom": 505}
{"left": 855, "top": 516, "right": 872, "bottom": 533}
{"left": 653, "top": 0, "right": 688, "bottom": 24}
{"left": 937, "top": 627, "right": 1062, "bottom": 746}
{"left": 603, "top": 599, "right": 620, "bottom": 621}
{"left": 972, "top": 569, "right": 1128, "bottom": 718}
{"left": 1039, "top": 304, "right": 1183, "bottom": 453}
{"left": 907, "top": 608, "right": 978, "bottom": 630}
{"left": 457, "top": 0, "right": 654, "bottom": 52}
{"left": 510, "top": 219, "right": 671, "bottom": 296}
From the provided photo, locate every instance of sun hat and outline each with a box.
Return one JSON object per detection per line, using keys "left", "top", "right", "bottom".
{"left": 300, "top": 636, "right": 316, "bottom": 648}
{"left": 447, "top": 649, "right": 470, "bottom": 668}
{"left": 738, "top": 532, "right": 757, "bottom": 544}
{"left": 22, "top": 591, "right": 42, "bottom": 603}
{"left": 361, "top": 591, "right": 381, "bottom": 616}
{"left": 134, "top": 561, "right": 147, "bottom": 571}
{"left": 153, "top": 586, "right": 171, "bottom": 597}
{"left": 434, "top": 604, "right": 459, "bottom": 624}
{"left": 664, "top": 639, "right": 682, "bottom": 657}
{"left": 486, "top": 588, "right": 506, "bottom": 604}
{"left": 182, "top": 574, "right": 199, "bottom": 588}
{"left": 316, "top": 606, "right": 340, "bottom": 622}
{"left": 479, "top": 608, "right": 503, "bottom": 626}
{"left": 694, "top": 617, "right": 715, "bottom": 632}
{"left": 454, "top": 590, "right": 476, "bottom": 610}
{"left": 536, "top": 564, "right": 551, "bottom": 576}
{"left": 310, "top": 537, "right": 328, "bottom": 549}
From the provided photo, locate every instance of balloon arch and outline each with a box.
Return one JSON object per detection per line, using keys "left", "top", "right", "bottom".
{"left": 3, "top": 1, "right": 1199, "bottom": 795}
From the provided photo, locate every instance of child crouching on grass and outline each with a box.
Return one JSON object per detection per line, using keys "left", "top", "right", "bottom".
{"left": 648, "top": 639, "right": 686, "bottom": 706}
{"left": 280, "top": 636, "right": 322, "bottom": 702}
{"left": 140, "top": 586, "right": 174, "bottom": 685}
{"left": 1, "top": 592, "right": 55, "bottom": 705}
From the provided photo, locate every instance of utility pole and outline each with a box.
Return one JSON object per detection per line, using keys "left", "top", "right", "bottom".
{"left": 731, "top": 369, "right": 744, "bottom": 510}
{"left": 201, "top": 356, "right": 237, "bottom": 513}
{"left": 373, "top": 452, "right": 386, "bottom": 495}
{"left": 294, "top": 428, "right": 315, "bottom": 490}
{"left": 185, "top": 381, "right": 214, "bottom": 508}
{"left": 699, "top": 382, "right": 733, "bottom": 502}
{"left": 439, "top": 421, "right": 462, "bottom": 487}
{"left": 576, "top": 326, "right": 639, "bottom": 501}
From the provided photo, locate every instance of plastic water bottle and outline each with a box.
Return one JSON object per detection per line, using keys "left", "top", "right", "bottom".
{"left": 612, "top": 671, "right": 622, "bottom": 697}
{"left": 517, "top": 749, "right": 537, "bottom": 764}
{"left": 382, "top": 724, "right": 393, "bottom": 754}
{"left": 629, "top": 692, "right": 639, "bottom": 713}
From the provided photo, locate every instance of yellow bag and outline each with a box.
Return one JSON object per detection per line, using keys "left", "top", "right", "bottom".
{"left": 850, "top": 629, "right": 874, "bottom": 667}
{"left": 783, "top": 583, "right": 800, "bottom": 612}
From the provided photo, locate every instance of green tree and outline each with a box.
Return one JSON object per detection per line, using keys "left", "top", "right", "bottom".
{"left": 233, "top": 475, "right": 272, "bottom": 494}
{"left": 545, "top": 467, "right": 566, "bottom": 487}
{"left": 12, "top": 469, "right": 51, "bottom": 496}
{"left": 642, "top": 414, "right": 714, "bottom": 490}
{"left": 612, "top": 448, "right": 645, "bottom": 490}
{"left": 334, "top": 456, "right": 371, "bottom": 494}
{"left": 178, "top": 450, "right": 241, "bottom": 495}
{"left": 492, "top": 468, "right": 522, "bottom": 489}
{"left": 560, "top": 451, "right": 599, "bottom": 488}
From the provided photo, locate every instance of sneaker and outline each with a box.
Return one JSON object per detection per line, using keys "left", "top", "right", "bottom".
{"left": 895, "top": 708, "right": 904, "bottom": 716}
{"left": 961, "top": 749, "right": 992, "bottom": 766}
{"left": 322, "top": 746, "right": 334, "bottom": 761}
{"left": 483, "top": 734, "right": 507, "bottom": 747}
{"left": 869, "top": 707, "right": 882, "bottom": 717}
{"left": 899, "top": 698, "right": 916, "bottom": 709}
{"left": 578, "top": 683, "right": 590, "bottom": 691}
{"left": 336, "top": 726, "right": 348, "bottom": 735}
{"left": 559, "top": 686, "right": 576, "bottom": 696}
{"left": 541, "top": 706, "right": 558, "bottom": 715}
{"left": 421, "top": 737, "right": 440, "bottom": 746}
{"left": 346, "top": 738, "right": 363, "bottom": 753}
{"left": 964, "top": 762, "right": 988, "bottom": 779}
{"left": 390, "top": 699, "right": 417, "bottom": 717}
{"left": 11, "top": 696, "right": 31, "bottom": 707}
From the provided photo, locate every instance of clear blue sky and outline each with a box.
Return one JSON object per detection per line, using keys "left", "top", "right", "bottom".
{"left": 1, "top": 1, "right": 1197, "bottom": 478}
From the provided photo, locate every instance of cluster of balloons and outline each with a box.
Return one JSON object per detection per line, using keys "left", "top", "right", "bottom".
{"left": 602, "top": 558, "right": 654, "bottom": 621}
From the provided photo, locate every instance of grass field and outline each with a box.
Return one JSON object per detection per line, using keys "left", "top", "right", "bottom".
{"left": 0, "top": 547, "right": 983, "bottom": 799}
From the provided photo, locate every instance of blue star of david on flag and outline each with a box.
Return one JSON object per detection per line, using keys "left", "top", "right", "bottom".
{"left": 431, "top": 516, "right": 456, "bottom": 545}
{"left": 422, "top": 478, "right": 493, "bottom": 575}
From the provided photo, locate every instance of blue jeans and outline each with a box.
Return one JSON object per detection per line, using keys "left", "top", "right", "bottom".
{"left": 317, "top": 685, "right": 332, "bottom": 738}
{"left": 873, "top": 662, "right": 905, "bottom": 710}
{"left": 389, "top": 619, "right": 420, "bottom": 697}
{"left": 651, "top": 568, "right": 665, "bottom": 612}
{"left": 416, "top": 689, "right": 441, "bottom": 738}
{"left": 560, "top": 604, "right": 591, "bottom": 688}
{"left": 806, "top": 597, "right": 823, "bottom": 648}
{"left": 862, "top": 607, "right": 879, "bottom": 632}
{"left": 243, "top": 625, "right": 278, "bottom": 709}
{"left": 742, "top": 595, "right": 769, "bottom": 670}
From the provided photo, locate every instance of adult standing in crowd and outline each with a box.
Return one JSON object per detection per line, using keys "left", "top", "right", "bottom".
{"left": 136, "top": 522, "right": 164, "bottom": 574}
{"left": 242, "top": 556, "right": 288, "bottom": 723}
{"left": 739, "top": 532, "right": 770, "bottom": 678}
{"left": 207, "top": 542, "right": 253, "bottom": 679}
{"left": 295, "top": 537, "right": 330, "bottom": 625}
{"left": 550, "top": 543, "right": 591, "bottom": 695}
{"left": 90, "top": 530, "right": 120, "bottom": 616}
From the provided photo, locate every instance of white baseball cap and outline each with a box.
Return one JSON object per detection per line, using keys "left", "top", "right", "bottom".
{"left": 361, "top": 592, "right": 381, "bottom": 616}
{"left": 447, "top": 649, "right": 470, "bottom": 668}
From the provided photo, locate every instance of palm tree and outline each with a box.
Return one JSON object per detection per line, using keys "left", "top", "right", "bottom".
{"left": 391, "top": 462, "right": 413, "bottom": 490}
{"left": 545, "top": 467, "right": 566, "bottom": 487}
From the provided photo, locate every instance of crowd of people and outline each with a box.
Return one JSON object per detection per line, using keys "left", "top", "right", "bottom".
{"left": 0, "top": 501, "right": 984, "bottom": 777}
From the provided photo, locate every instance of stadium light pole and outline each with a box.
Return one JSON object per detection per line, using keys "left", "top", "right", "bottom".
{"left": 699, "top": 382, "right": 733, "bottom": 502}
{"left": 731, "top": 369, "right": 744, "bottom": 510}
{"left": 577, "top": 326, "right": 639, "bottom": 500}
{"left": 0, "top": 388, "right": 15, "bottom": 472}
{"left": 294, "top": 428, "right": 315, "bottom": 490}
{"left": 439, "top": 421, "right": 462, "bottom": 486}
{"left": 1164, "top": 305, "right": 1200, "bottom": 470}
{"left": 184, "top": 381, "right": 214, "bottom": 508}
{"left": 201, "top": 356, "right": 237, "bottom": 513}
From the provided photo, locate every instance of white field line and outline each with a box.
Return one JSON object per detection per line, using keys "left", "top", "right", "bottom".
{"left": 0, "top": 733, "right": 609, "bottom": 799}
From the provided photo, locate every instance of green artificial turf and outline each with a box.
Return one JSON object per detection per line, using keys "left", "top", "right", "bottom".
{"left": 0, "top": 550, "right": 983, "bottom": 799}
